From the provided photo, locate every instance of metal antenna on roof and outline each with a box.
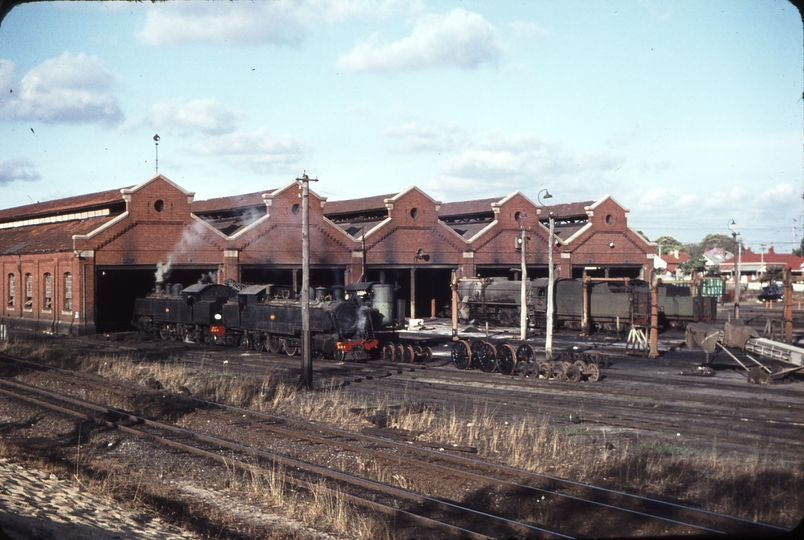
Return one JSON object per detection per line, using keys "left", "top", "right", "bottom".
{"left": 153, "top": 134, "right": 160, "bottom": 175}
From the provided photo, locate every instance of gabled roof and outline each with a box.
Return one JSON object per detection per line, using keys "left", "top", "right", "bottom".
{"left": 438, "top": 197, "right": 500, "bottom": 218}
{"left": 121, "top": 174, "right": 194, "bottom": 198}
{"left": 540, "top": 201, "right": 595, "bottom": 219}
{"left": 720, "top": 253, "right": 804, "bottom": 270}
{"left": 324, "top": 193, "right": 396, "bottom": 216}
{"left": 0, "top": 215, "right": 118, "bottom": 254}
{"left": 192, "top": 191, "right": 272, "bottom": 214}
{"left": 0, "top": 187, "right": 127, "bottom": 222}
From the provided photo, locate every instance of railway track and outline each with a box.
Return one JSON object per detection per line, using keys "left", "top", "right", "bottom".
{"left": 64, "top": 336, "right": 804, "bottom": 452}
{"left": 0, "top": 354, "right": 792, "bottom": 538}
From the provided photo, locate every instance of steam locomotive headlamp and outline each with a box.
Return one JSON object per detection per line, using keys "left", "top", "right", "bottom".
{"left": 214, "top": 313, "right": 222, "bottom": 320}
{"left": 270, "top": 314, "right": 276, "bottom": 321}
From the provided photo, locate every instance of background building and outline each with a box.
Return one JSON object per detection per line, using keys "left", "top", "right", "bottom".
{"left": 1, "top": 175, "right": 656, "bottom": 334}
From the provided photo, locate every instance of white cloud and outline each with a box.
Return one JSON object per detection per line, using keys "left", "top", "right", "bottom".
{"left": 606, "top": 122, "right": 644, "bottom": 148}
{"left": 188, "top": 129, "right": 312, "bottom": 174}
{"left": 145, "top": 98, "right": 244, "bottom": 135}
{"left": 423, "top": 131, "right": 622, "bottom": 201}
{"left": 508, "top": 21, "right": 551, "bottom": 39}
{"left": 137, "top": 0, "right": 410, "bottom": 47}
{"left": 383, "top": 120, "right": 468, "bottom": 152}
{"left": 0, "top": 53, "right": 123, "bottom": 126}
{"left": 337, "top": 8, "right": 502, "bottom": 72}
{"left": 0, "top": 158, "right": 40, "bottom": 185}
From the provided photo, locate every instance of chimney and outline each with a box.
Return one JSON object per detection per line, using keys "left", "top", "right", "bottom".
{"left": 673, "top": 249, "right": 679, "bottom": 259}
{"left": 768, "top": 246, "right": 775, "bottom": 255}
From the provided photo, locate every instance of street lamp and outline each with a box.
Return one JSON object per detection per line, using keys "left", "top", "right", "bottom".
{"left": 728, "top": 219, "right": 741, "bottom": 320}
{"left": 538, "top": 189, "right": 555, "bottom": 360}
{"left": 153, "top": 134, "right": 160, "bottom": 175}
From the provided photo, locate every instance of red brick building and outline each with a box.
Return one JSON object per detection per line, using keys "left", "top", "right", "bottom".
{"left": 1, "top": 175, "right": 655, "bottom": 334}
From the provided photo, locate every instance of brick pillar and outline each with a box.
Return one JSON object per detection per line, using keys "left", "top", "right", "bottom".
{"left": 223, "top": 250, "right": 240, "bottom": 284}
{"left": 461, "top": 252, "right": 475, "bottom": 278}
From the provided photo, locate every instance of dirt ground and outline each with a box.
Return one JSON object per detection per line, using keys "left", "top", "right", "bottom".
{"left": 0, "top": 458, "right": 202, "bottom": 540}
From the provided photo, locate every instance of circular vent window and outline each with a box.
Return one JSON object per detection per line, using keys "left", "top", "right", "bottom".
{"left": 154, "top": 200, "right": 164, "bottom": 212}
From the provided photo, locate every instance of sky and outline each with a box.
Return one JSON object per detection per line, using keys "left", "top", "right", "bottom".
{"left": 0, "top": 0, "right": 802, "bottom": 252}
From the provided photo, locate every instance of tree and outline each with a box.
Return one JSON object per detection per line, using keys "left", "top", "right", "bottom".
{"left": 761, "top": 266, "right": 784, "bottom": 283}
{"left": 654, "top": 235, "right": 684, "bottom": 255}
{"left": 701, "top": 233, "right": 737, "bottom": 254}
{"left": 793, "top": 238, "right": 804, "bottom": 257}
{"left": 679, "top": 252, "right": 707, "bottom": 277}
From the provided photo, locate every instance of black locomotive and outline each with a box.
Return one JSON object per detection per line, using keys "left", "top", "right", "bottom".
{"left": 134, "top": 281, "right": 381, "bottom": 361}
{"left": 457, "top": 277, "right": 717, "bottom": 331}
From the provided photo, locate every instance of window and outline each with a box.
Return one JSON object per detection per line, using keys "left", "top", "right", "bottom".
{"left": 44, "top": 273, "right": 52, "bottom": 310}
{"left": 64, "top": 273, "right": 73, "bottom": 311}
{"left": 7, "top": 274, "right": 14, "bottom": 307}
{"left": 25, "top": 273, "right": 33, "bottom": 308}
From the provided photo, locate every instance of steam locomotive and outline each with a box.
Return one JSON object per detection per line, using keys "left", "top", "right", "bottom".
{"left": 134, "top": 281, "right": 382, "bottom": 361}
{"left": 457, "top": 277, "right": 717, "bottom": 331}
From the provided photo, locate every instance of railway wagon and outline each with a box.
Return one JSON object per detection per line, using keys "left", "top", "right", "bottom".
{"left": 134, "top": 283, "right": 239, "bottom": 342}
{"left": 458, "top": 278, "right": 717, "bottom": 331}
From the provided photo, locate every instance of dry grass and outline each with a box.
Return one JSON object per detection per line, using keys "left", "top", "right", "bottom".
{"left": 3, "top": 336, "right": 803, "bottom": 529}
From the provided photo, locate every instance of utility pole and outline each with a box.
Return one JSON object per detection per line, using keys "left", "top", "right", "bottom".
{"left": 735, "top": 235, "right": 742, "bottom": 320}
{"left": 298, "top": 173, "right": 318, "bottom": 389}
{"left": 728, "top": 220, "right": 741, "bottom": 320}
{"left": 648, "top": 270, "right": 659, "bottom": 358}
{"left": 519, "top": 224, "right": 528, "bottom": 341}
{"left": 545, "top": 212, "right": 555, "bottom": 360}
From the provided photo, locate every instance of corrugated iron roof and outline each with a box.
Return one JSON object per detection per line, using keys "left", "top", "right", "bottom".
{"left": 0, "top": 187, "right": 128, "bottom": 222}
{"left": 192, "top": 191, "right": 272, "bottom": 214}
{"left": 0, "top": 215, "right": 119, "bottom": 254}
{"left": 324, "top": 194, "right": 395, "bottom": 216}
{"left": 438, "top": 197, "right": 501, "bottom": 217}
{"left": 541, "top": 201, "right": 594, "bottom": 219}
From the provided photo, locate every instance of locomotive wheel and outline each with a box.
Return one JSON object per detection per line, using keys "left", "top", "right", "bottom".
{"left": 565, "top": 363, "right": 582, "bottom": 383}
{"left": 382, "top": 343, "right": 394, "bottom": 361}
{"left": 158, "top": 328, "right": 170, "bottom": 340}
{"left": 268, "top": 335, "right": 282, "bottom": 354}
{"left": 422, "top": 346, "right": 433, "bottom": 361}
{"left": 451, "top": 340, "right": 472, "bottom": 370}
{"left": 413, "top": 345, "right": 424, "bottom": 357}
{"left": 393, "top": 344, "right": 405, "bottom": 363}
{"left": 537, "top": 361, "right": 552, "bottom": 379}
{"left": 478, "top": 341, "right": 497, "bottom": 373}
{"left": 334, "top": 348, "right": 346, "bottom": 362}
{"left": 283, "top": 339, "right": 299, "bottom": 356}
{"left": 239, "top": 333, "right": 252, "bottom": 350}
{"left": 469, "top": 340, "right": 487, "bottom": 370}
{"left": 495, "top": 343, "right": 517, "bottom": 375}
{"left": 551, "top": 361, "right": 565, "bottom": 380}
{"left": 573, "top": 359, "right": 587, "bottom": 376}
{"left": 403, "top": 345, "right": 415, "bottom": 363}
{"left": 584, "top": 362, "right": 601, "bottom": 382}
{"left": 516, "top": 343, "right": 536, "bottom": 365}
{"left": 562, "top": 361, "right": 576, "bottom": 382}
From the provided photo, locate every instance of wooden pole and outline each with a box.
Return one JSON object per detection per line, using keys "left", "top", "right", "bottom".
{"left": 451, "top": 270, "right": 458, "bottom": 340}
{"left": 298, "top": 173, "right": 317, "bottom": 389}
{"left": 784, "top": 267, "right": 793, "bottom": 344}
{"left": 545, "top": 213, "right": 555, "bottom": 360}
{"left": 520, "top": 228, "right": 528, "bottom": 341}
{"left": 581, "top": 272, "right": 589, "bottom": 335}
{"left": 649, "top": 270, "right": 659, "bottom": 358}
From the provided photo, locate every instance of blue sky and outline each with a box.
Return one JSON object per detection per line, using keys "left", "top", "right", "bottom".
{"left": 0, "top": 0, "right": 801, "bottom": 251}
